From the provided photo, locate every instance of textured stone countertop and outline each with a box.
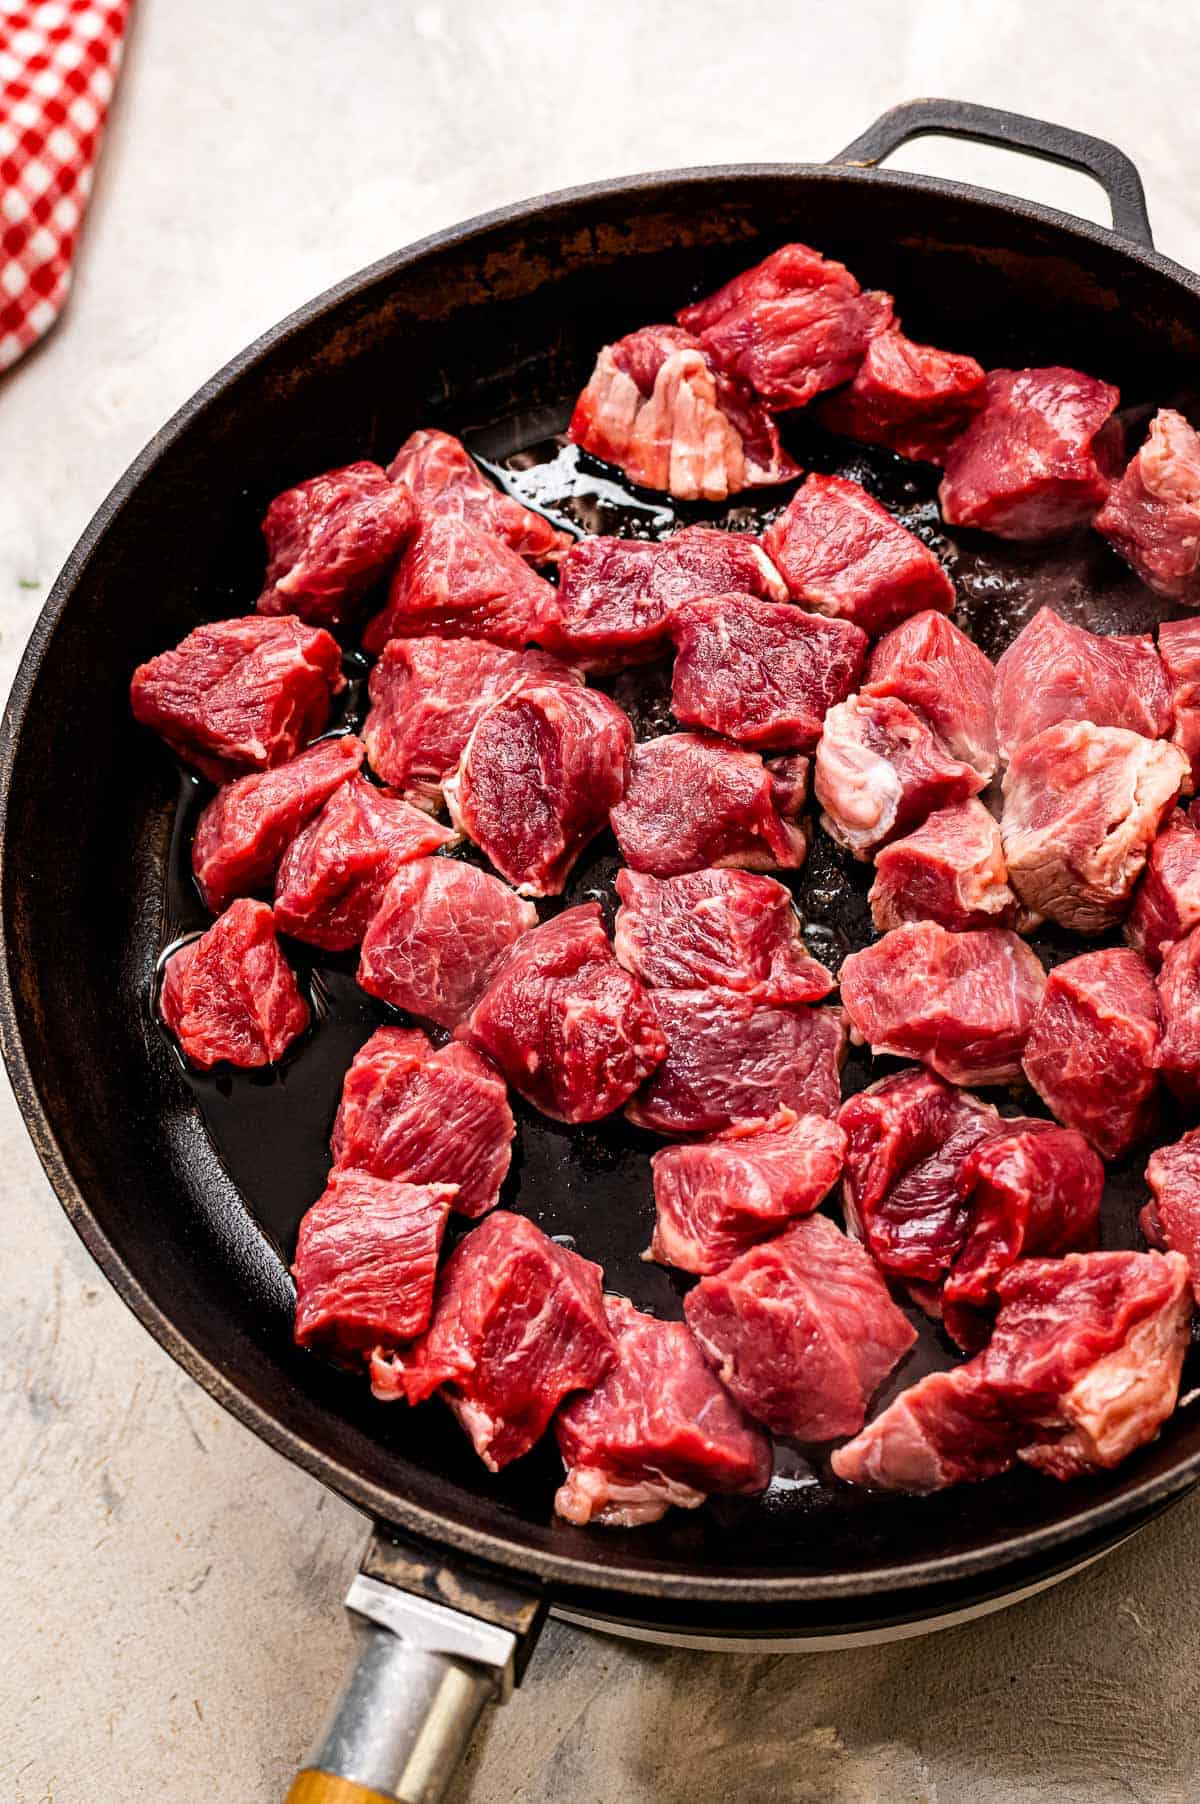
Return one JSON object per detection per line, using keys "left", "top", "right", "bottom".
{"left": 4, "top": 4, "right": 1200, "bottom": 1800}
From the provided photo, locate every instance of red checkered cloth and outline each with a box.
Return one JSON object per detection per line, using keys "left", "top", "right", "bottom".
{"left": 0, "top": 0, "right": 132, "bottom": 372}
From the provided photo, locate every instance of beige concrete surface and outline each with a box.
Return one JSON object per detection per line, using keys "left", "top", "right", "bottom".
{"left": 3, "top": 3, "right": 1200, "bottom": 1799}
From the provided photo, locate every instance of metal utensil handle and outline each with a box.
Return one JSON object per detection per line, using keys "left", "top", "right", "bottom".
{"left": 834, "top": 98, "right": 1153, "bottom": 248}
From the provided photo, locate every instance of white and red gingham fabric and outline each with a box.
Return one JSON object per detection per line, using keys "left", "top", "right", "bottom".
{"left": 0, "top": 0, "right": 132, "bottom": 372}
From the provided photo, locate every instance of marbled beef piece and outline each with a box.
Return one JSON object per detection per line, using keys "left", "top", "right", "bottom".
{"left": 1126, "top": 805, "right": 1200, "bottom": 966}
{"left": 192, "top": 734, "right": 363, "bottom": 913}
{"left": 1095, "top": 409, "right": 1200, "bottom": 601}
{"left": 670, "top": 592, "right": 866, "bottom": 752}
{"left": 130, "top": 615, "right": 344, "bottom": 785}
{"left": 864, "top": 610, "right": 998, "bottom": 780}
{"left": 1022, "top": 948, "right": 1161, "bottom": 1160}
{"left": 869, "top": 800, "right": 1022, "bottom": 935}
{"left": 684, "top": 1215, "right": 915, "bottom": 1442}
{"left": 567, "top": 323, "right": 797, "bottom": 502}
{"left": 832, "top": 1365, "right": 1019, "bottom": 1494}
{"left": 649, "top": 1108, "right": 847, "bottom": 1275}
{"left": 815, "top": 693, "right": 985, "bottom": 859}
{"left": 1159, "top": 617, "right": 1200, "bottom": 788}
{"left": 374, "top": 1212, "right": 615, "bottom": 1471}
{"left": 1001, "top": 722, "right": 1187, "bottom": 934}
{"left": 814, "top": 328, "right": 986, "bottom": 464}
{"left": 554, "top": 1297, "right": 771, "bottom": 1527}
{"left": 445, "top": 681, "right": 632, "bottom": 897}
{"left": 256, "top": 461, "right": 416, "bottom": 625}
{"left": 358, "top": 857, "right": 536, "bottom": 1031}
{"left": 939, "top": 367, "right": 1122, "bottom": 540}
{"left": 386, "top": 428, "right": 571, "bottom": 563}
{"left": 362, "top": 514, "right": 556, "bottom": 653}
{"left": 840, "top": 922, "right": 1045, "bottom": 1088}
{"left": 331, "top": 1026, "right": 514, "bottom": 1219}
{"left": 458, "top": 905, "right": 666, "bottom": 1124}
{"left": 1143, "top": 1128, "right": 1200, "bottom": 1302}
{"left": 678, "top": 242, "right": 894, "bottom": 410}
{"left": 993, "top": 606, "right": 1171, "bottom": 760}
{"left": 1155, "top": 929, "right": 1200, "bottom": 1106}
{"left": 292, "top": 1169, "right": 455, "bottom": 1359}
{"left": 159, "top": 899, "right": 308, "bottom": 1069}
{"left": 762, "top": 474, "right": 955, "bottom": 636}
{"left": 610, "top": 732, "right": 808, "bottom": 877}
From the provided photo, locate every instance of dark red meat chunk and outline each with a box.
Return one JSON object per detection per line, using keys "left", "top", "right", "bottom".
{"left": 610, "top": 732, "right": 808, "bottom": 877}
{"left": 1095, "top": 410, "right": 1200, "bottom": 601}
{"left": 1022, "top": 948, "right": 1161, "bottom": 1159}
{"left": 1143, "top": 1128, "right": 1200, "bottom": 1302}
{"left": 869, "top": 800, "right": 1021, "bottom": 934}
{"left": 993, "top": 606, "right": 1171, "bottom": 760}
{"left": 814, "top": 328, "right": 986, "bottom": 464}
{"left": 130, "top": 615, "right": 344, "bottom": 785}
{"left": 684, "top": 1215, "right": 915, "bottom": 1441}
{"left": 256, "top": 461, "right": 415, "bottom": 625}
{"left": 864, "top": 610, "right": 997, "bottom": 780}
{"left": 554, "top": 1296, "right": 771, "bottom": 1527}
{"left": 458, "top": 904, "right": 667, "bottom": 1124}
{"left": 1155, "top": 928, "right": 1200, "bottom": 1105}
{"left": 358, "top": 857, "right": 536, "bottom": 1030}
{"left": 831, "top": 1365, "right": 1020, "bottom": 1494}
{"left": 815, "top": 692, "right": 985, "bottom": 858}
{"left": 1159, "top": 617, "right": 1200, "bottom": 788}
{"left": 1126, "top": 805, "right": 1200, "bottom": 966}
{"left": 763, "top": 474, "right": 954, "bottom": 636}
{"left": 362, "top": 514, "right": 556, "bottom": 653}
{"left": 386, "top": 429, "right": 570, "bottom": 563}
{"left": 938, "top": 367, "right": 1122, "bottom": 540}
{"left": 159, "top": 899, "right": 308, "bottom": 1069}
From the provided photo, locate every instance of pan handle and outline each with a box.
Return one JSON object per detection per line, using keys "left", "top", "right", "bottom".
{"left": 833, "top": 99, "right": 1154, "bottom": 249}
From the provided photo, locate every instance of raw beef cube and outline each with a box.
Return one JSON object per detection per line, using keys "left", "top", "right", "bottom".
{"left": 684, "top": 1215, "right": 915, "bottom": 1441}
{"left": 762, "top": 475, "right": 955, "bottom": 636}
{"left": 159, "top": 899, "right": 308, "bottom": 1069}
{"left": 831, "top": 1365, "right": 1020, "bottom": 1494}
{"left": 274, "top": 776, "right": 455, "bottom": 951}
{"left": 815, "top": 693, "right": 985, "bottom": 858}
{"left": 374, "top": 1212, "right": 615, "bottom": 1470}
{"left": 192, "top": 734, "right": 364, "bottom": 913}
{"left": 869, "top": 800, "right": 1021, "bottom": 934}
{"left": 670, "top": 593, "right": 866, "bottom": 751}
{"left": 814, "top": 328, "right": 986, "bottom": 464}
{"left": 567, "top": 323, "right": 797, "bottom": 501}
{"left": 386, "top": 428, "right": 571, "bottom": 563}
{"left": 457, "top": 904, "right": 667, "bottom": 1124}
{"left": 610, "top": 732, "right": 808, "bottom": 877}
{"left": 626, "top": 991, "right": 846, "bottom": 1135}
{"left": 1001, "top": 721, "right": 1187, "bottom": 933}
{"left": 256, "top": 461, "right": 416, "bottom": 625}
{"left": 130, "top": 615, "right": 344, "bottom": 785}
{"left": 292, "top": 1168, "right": 455, "bottom": 1358}
{"left": 1022, "top": 948, "right": 1161, "bottom": 1159}
{"left": 358, "top": 857, "right": 536, "bottom": 1030}
{"left": 938, "top": 366, "right": 1122, "bottom": 540}
{"left": 677, "top": 242, "right": 894, "bottom": 410}
{"left": 840, "top": 921, "right": 1045, "bottom": 1087}
{"left": 1155, "top": 928, "right": 1200, "bottom": 1105}
{"left": 445, "top": 681, "right": 633, "bottom": 897}
{"left": 649, "top": 1108, "right": 847, "bottom": 1274}
{"left": 612, "top": 867, "right": 833, "bottom": 1005}
{"left": 362, "top": 636, "right": 580, "bottom": 809}
{"left": 554, "top": 1296, "right": 771, "bottom": 1527}
{"left": 331, "top": 1026, "right": 514, "bottom": 1218}
{"left": 1143, "top": 1128, "right": 1200, "bottom": 1302}
{"left": 864, "top": 610, "right": 998, "bottom": 779}
{"left": 362, "top": 514, "right": 556, "bottom": 653}
{"left": 993, "top": 607, "right": 1171, "bottom": 760}
{"left": 1159, "top": 617, "right": 1200, "bottom": 787}
{"left": 838, "top": 1068, "right": 999, "bottom": 1284}
{"left": 1126, "top": 805, "right": 1200, "bottom": 966}
{"left": 1095, "top": 409, "right": 1200, "bottom": 601}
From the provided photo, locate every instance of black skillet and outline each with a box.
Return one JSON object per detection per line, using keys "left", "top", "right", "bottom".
{"left": 5, "top": 99, "right": 1200, "bottom": 1802}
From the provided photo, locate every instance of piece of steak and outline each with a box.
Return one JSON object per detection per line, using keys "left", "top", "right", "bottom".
{"left": 1126, "top": 805, "right": 1200, "bottom": 966}
{"left": 684, "top": 1214, "right": 915, "bottom": 1441}
{"left": 1143, "top": 1128, "right": 1200, "bottom": 1302}
{"left": 839, "top": 921, "right": 1045, "bottom": 1087}
{"left": 869, "top": 800, "right": 1021, "bottom": 934}
{"left": 815, "top": 692, "right": 986, "bottom": 858}
{"left": 831, "top": 1365, "right": 1021, "bottom": 1493}
{"left": 612, "top": 866, "right": 833, "bottom": 1005}
{"left": 677, "top": 242, "right": 894, "bottom": 409}
{"left": 554, "top": 1296, "right": 772, "bottom": 1527}
{"left": 192, "top": 734, "right": 363, "bottom": 913}
{"left": 373, "top": 1211, "right": 615, "bottom": 1470}
{"left": 457, "top": 904, "right": 667, "bottom": 1123}
{"left": 938, "top": 367, "right": 1123, "bottom": 540}
{"left": 762, "top": 474, "right": 955, "bottom": 636}
{"left": 993, "top": 606, "right": 1171, "bottom": 759}
{"left": 362, "top": 513, "right": 556, "bottom": 653}
{"left": 626, "top": 991, "right": 846, "bottom": 1135}
{"left": 130, "top": 615, "right": 344, "bottom": 785}
{"left": 649, "top": 1108, "right": 847, "bottom": 1274}
{"left": 256, "top": 461, "right": 416, "bottom": 625}
{"left": 358, "top": 857, "right": 536, "bottom": 1030}
{"left": 1022, "top": 947, "right": 1161, "bottom": 1159}
{"left": 1095, "top": 409, "right": 1200, "bottom": 601}
{"left": 386, "top": 428, "right": 571, "bottom": 563}
{"left": 445, "top": 680, "right": 633, "bottom": 896}
{"left": 331, "top": 1026, "right": 514, "bottom": 1218}
{"left": 159, "top": 898, "right": 308, "bottom": 1069}
{"left": 610, "top": 731, "right": 809, "bottom": 876}
{"left": 864, "top": 609, "right": 998, "bottom": 779}
{"left": 1001, "top": 721, "right": 1187, "bottom": 933}
{"left": 1159, "top": 616, "right": 1200, "bottom": 788}
{"left": 292, "top": 1168, "right": 455, "bottom": 1359}
{"left": 814, "top": 328, "right": 986, "bottom": 464}
{"left": 1155, "top": 928, "right": 1200, "bottom": 1105}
